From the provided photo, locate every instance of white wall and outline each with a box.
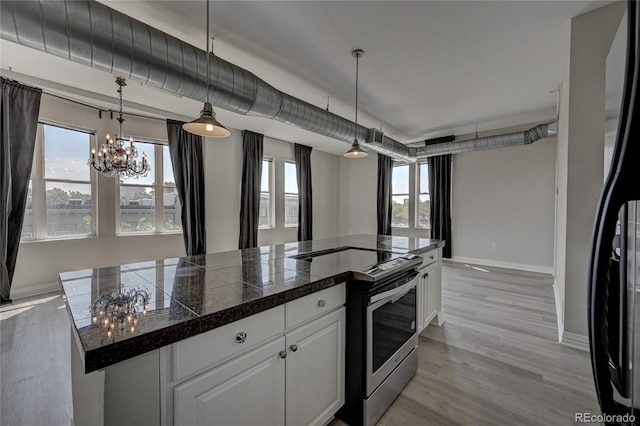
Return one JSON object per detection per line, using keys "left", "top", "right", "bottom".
{"left": 452, "top": 137, "right": 557, "bottom": 272}
{"left": 556, "top": 2, "right": 625, "bottom": 342}
{"left": 337, "top": 154, "right": 377, "bottom": 236}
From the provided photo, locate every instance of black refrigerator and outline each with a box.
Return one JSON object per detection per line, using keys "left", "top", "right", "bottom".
{"left": 589, "top": 1, "right": 640, "bottom": 425}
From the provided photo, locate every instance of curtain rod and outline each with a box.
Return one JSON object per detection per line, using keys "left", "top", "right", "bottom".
{"left": 42, "top": 90, "right": 166, "bottom": 122}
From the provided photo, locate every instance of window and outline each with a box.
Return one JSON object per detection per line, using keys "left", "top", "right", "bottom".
{"left": 22, "top": 123, "right": 96, "bottom": 240}
{"left": 391, "top": 163, "right": 410, "bottom": 227}
{"left": 284, "top": 161, "right": 298, "bottom": 227}
{"left": 162, "top": 146, "right": 181, "bottom": 232}
{"left": 259, "top": 158, "right": 273, "bottom": 228}
{"left": 118, "top": 142, "right": 182, "bottom": 234}
{"left": 417, "top": 162, "right": 430, "bottom": 228}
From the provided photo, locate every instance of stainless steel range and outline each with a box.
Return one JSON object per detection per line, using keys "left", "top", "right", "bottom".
{"left": 292, "top": 248, "right": 422, "bottom": 426}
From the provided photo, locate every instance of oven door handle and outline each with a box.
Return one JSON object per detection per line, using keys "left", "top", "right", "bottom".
{"left": 369, "top": 278, "right": 417, "bottom": 306}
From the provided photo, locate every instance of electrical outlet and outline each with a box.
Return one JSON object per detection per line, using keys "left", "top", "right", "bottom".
{"left": 491, "top": 242, "right": 497, "bottom": 250}
{"left": 89, "top": 252, "right": 97, "bottom": 261}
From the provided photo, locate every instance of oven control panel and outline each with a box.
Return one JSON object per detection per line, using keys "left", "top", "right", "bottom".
{"left": 358, "top": 254, "right": 423, "bottom": 281}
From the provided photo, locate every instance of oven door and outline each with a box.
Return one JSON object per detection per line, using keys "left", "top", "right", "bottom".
{"left": 366, "top": 276, "right": 418, "bottom": 396}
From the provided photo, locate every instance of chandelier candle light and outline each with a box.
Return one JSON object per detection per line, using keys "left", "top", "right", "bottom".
{"left": 90, "top": 286, "right": 151, "bottom": 338}
{"left": 88, "top": 77, "right": 150, "bottom": 179}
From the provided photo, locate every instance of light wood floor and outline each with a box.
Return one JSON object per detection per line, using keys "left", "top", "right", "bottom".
{"left": 1, "top": 263, "right": 599, "bottom": 426}
{"left": 377, "top": 262, "right": 599, "bottom": 426}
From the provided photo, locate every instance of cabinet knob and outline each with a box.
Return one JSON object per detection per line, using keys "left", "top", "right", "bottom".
{"left": 290, "top": 344, "right": 298, "bottom": 352}
{"left": 430, "top": 255, "right": 434, "bottom": 260}
{"left": 317, "top": 300, "right": 326, "bottom": 308}
{"left": 279, "top": 351, "right": 287, "bottom": 359}
{"left": 423, "top": 273, "right": 429, "bottom": 279}
{"left": 235, "top": 331, "right": 247, "bottom": 344}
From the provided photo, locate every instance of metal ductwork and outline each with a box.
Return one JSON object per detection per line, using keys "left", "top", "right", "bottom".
{"left": 0, "top": 0, "right": 556, "bottom": 162}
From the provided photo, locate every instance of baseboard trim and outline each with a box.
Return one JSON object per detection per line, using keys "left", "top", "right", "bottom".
{"left": 448, "top": 256, "right": 554, "bottom": 275}
{"left": 552, "top": 282, "right": 564, "bottom": 342}
{"left": 11, "top": 282, "right": 60, "bottom": 300}
{"left": 561, "top": 331, "right": 589, "bottom": 352}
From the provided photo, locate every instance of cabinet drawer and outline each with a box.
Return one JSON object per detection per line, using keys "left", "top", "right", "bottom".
{"left": 174, "top": 305, "right": 285, "bottom": 381}
{"left": 286, "top": 283, "right": 345, "bottom": 329}
{"left": 420, "top": 248, "right": 439, "bottom": 267}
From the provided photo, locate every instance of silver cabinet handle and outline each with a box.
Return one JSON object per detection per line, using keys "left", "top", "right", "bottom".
{"left": 317, "top": 299, "right": 326, "bottom": 308}
{"left": 279, "top": 351, "right": 287, "bottom": 359}
{"left": 235, "top": 331, "right": 247, "bottom": 344}
{"left": 290, "top": 344, "right": 298, "bottom": 352}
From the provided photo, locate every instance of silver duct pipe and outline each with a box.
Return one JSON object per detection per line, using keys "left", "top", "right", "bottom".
{"left": 407, "top": 121, "right": 557, "bottom": 158}
{"left": 0, "top": 0, "right": 555, "bottom": 162}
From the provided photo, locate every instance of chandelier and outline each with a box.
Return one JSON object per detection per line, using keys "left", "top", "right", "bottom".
{"left": 90, "top": 286, "right": 150, "bottom": 339}
{"left": 88, "top": 77, "right": 151, "bottom": 179}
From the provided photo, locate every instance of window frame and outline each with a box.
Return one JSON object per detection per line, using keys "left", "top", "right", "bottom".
{"left": 24, "top": 121, "right": 97, "bottom": 241}
{"left": 391, "top": 162, "right": 410, "bottom": 228}
{"left": 258, "top": 157, "right": 275, "bottom": 230}
{"left": 416, "top": 161, "right": 430, "bottom": 229}
{"left": 116, "top": 139, "right": 182, "bottom": 235}
{"left": 283, "top": 160, "right": 299, "bottom": 228}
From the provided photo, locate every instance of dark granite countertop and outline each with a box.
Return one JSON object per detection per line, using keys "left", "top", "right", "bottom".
{"left": 60, "top": 234, "right": 443, "bottom": 373}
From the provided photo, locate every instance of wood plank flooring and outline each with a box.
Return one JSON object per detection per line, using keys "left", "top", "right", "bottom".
{"left": 376, "top": 262, "right": 599, "bottom": 426}
{"left": 0, "top": 292, "right": 72, "bottom": 426}
{"left": 0, "top": 263, "right": 599, "bottom": 426}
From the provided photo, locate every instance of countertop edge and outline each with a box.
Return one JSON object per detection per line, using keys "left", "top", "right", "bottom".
{"left": 81, "top": 272, "right": 351, "bottom": 373}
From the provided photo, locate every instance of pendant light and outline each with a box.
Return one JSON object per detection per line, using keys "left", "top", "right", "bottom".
{"left": 183, "top": 0, "right": 230, "bottom": 138}
{"left": 344, "top": 49, "right": 368, "bottom": 158}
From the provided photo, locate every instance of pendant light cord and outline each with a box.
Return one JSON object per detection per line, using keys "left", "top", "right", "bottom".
{"left": 205, "top": 0, "right": 210, "bottom": 105}
{"left": 355, "top": 54, "right": 359, "bottom": 126}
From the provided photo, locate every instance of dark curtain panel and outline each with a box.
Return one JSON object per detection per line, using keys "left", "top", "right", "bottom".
{"left": 239, "top": 131, "right": 264, "bottom": 249}
{"left": 428, "top": 154, "right": 453, "bottom": 258}
{"left": 1, "top": 78, "right": 42, "bottom": 304}
{"left": 166, "top": 119, "right": 207, "bottom": 256}
{"left": 294, "top": 144, "right": 313, "bottom": 241}
{"left": 377, "top": 154, "right": 393, "bottom": 236}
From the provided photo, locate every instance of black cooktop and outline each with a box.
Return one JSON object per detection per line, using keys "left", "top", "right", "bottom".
{"left": 289, "top": 247, "right": 422, "bottom": 282}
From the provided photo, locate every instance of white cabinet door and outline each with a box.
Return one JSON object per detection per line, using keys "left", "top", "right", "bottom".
{"left": 174, "top": 337, "right": 285, "bottom": 426}
{"left": 425, "top": 261, "right": 439, "bottom": 325}
{"left": 285, "top": 307, "right": 345, "bottom": 426}
{"left": 418, "top": 261, "right": 439, "bottom": 332}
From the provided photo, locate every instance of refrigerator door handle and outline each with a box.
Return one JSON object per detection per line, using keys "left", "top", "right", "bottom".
{"left": 589, "top": 0, "right": 640, "bottom": 418}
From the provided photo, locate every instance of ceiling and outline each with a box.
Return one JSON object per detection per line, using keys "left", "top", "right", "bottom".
{"left": 0, "top": 0, "right": 624, "bottom": 155}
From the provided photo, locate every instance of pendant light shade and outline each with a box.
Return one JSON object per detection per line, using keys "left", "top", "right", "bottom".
{"left": 182, "top": 102, "right": 231, "bottom": 137}
{"left": 343, "top": 138, "right": 368, "bottom": 158}
{"left": 183, "top": 0, "right": 230, "bottom": 139}
{"left": 344, "top": 48, "right": 367, "bottom": 159}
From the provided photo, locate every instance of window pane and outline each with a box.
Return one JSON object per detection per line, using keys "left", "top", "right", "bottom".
{"left": 22, "top": 181, "right": 34, "bottom": 240}
{"left": 284, "top": 162, "right": 298, "bottom": 194}
{"left": 391, "top": 195, "right": 409, "bottom": 227}
{"left": 285, "top": 194, "right": 298, "bottom": 227}
{"left": 119, "top": 142, "right": 155, "bottom": 185}
{"left": 392, "top": 164, "right": 409, "bottom": 195}
{"left": 119, "top": 186, "right": 156, "bottom": 233}
{"left": 418, "top": 194, "right": 431, "bottom": 228}
{"left": 163, "top": 146, "right": 175, "bottom": 186}
{"left": 46, "top": 182, "right": 92, "bottom": 237}
{"left": 163, "top": 187, "right": 182, "bottom": 231}
{"left": 259, "top": 192, "right": 271, "bottom": 227}
{"left": 44, "top": 125, "right": 91, "bottom": 181}
{"left": 420, "top": 163, "right": 429, "bottom": 193}
{"left": 261, "top": 160, "right": 270, "bottom": 192}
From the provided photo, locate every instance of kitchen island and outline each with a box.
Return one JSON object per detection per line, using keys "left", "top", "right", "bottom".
{"left": 61, "top": 234, "right": 444, "bottom": 426}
